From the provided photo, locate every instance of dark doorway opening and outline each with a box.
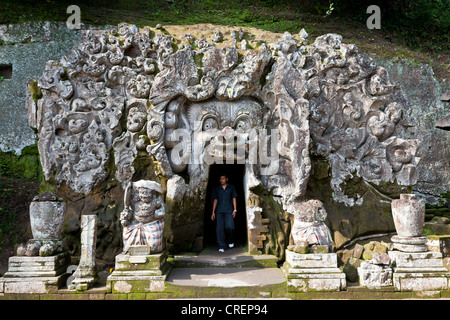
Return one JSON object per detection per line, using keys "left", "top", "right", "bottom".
{"left": 0, "top": 64, "right": 12, "bottom": 79}
{"left": 203, "top": 164, "right": 247, "bottom": 249}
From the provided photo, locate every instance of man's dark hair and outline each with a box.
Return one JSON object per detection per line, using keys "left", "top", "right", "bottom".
{"left": 219, "top": 174, "right": 228, "bottom": 179}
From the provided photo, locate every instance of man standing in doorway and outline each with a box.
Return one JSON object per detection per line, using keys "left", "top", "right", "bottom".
{"left": 211, "top": 174, "right": 237, "bottom": 253}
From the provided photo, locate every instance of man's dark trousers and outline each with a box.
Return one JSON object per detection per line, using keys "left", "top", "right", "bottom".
{"left": 216, "top": 211, "right": 234, "bottom": 250}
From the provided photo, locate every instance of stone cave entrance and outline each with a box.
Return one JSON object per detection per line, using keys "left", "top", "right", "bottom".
{"left": 203, "top": 164, "right": 247, "bottom": 250}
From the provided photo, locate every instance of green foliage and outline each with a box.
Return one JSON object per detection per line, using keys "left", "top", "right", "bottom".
{"left": 326, "top": 2, "right": 335, "bottom": 16}
{"left": 330, "top": 0, "right": 449, "bottom": 52}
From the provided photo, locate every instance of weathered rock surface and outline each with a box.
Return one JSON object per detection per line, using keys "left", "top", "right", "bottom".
{"left": 24, "top": 22, "right": 422, "bottom": 259}
{"left": 373, "top": 58, "right": 450, "bottom": 206}
{"left": 0, "top": 22, "right": 89, "bottom": 154}
{"left": 343, "top": 256, "right": 361, "bottom": 282}
{"left": 358, "top": 260, "right": 393, "bottom": 288}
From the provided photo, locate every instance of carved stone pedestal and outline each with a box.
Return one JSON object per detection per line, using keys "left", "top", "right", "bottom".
{"left": 0, "top": 252, "right": 70, "bottom": 294}
{"left": 358, "top": 261, "right": 393, "bottom": 288}
{"left": 389, "top": 250, "right": 450, "bottom": 291}
{"left": 391, "top": 235, "right": 428, "bottom": 253}
{"left": 281, "top": 250, "right": 346, "bottom": 292}
{"left": 107, "top": 247, "right": 171, "bottom": 293}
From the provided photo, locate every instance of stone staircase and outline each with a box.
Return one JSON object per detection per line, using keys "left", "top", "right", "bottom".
{"left": 165, "top": 246, "right": 285, "bottom": 291}
{"left": 171, "top": 246, "right": 278, "bottom": 269}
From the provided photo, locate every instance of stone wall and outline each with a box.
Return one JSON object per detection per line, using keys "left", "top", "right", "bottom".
{"left": 0, "top": 22, "right": 85, "bottom": 154}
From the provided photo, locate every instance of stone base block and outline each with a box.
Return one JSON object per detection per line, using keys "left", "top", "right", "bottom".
{"left": 389, "top": 250, "right": 450, "bottom": 291}
{"left": 393, "top": 243, "right": 428, "bottom": 252}
{"left": 107, "top": 274, "right": 168, "bottom": 293}
{"left": 358, "top": 265, "right": 393, "bottom": 288}
{"left": 69, "top": 277, "right": 97, "bottom": 291}
{"left": 0, "top": 252, "right": 70, "bottom": 294}
{"left": 391, "top": 236, "right": 428, "bottom": 253}
{"left": 69, "top": 267, "right": 99, "bottom": 291}
{"left": 282, "top": 266, "right": 346, "bottom": 292}
{"left": 389, "top": 251, "right": 446, "bottom": 268}
{"left": 285, "top": 250, "right": 337, "bottom": 268}
{"left": 107, "top": 252, "right": 171, "bottom": 293}
{"left": 6, "top": 251, "right": 70, "bottom": 274}
{"left": 115, "top": 251, "right": 168, "bottom": 271}
{"left": 282, "top": 251, "right": 346, "bottom": 292}
{"left": 0, "top": 275, "right": 67, "bottom": 294}
{"left": 393, "top": 272, "right": 450, "bottom": 291}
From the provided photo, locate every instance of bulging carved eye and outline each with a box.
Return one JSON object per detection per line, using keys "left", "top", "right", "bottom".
{"left": 235, "top": 118, "right": 250, "bottom": 132}
{"left": 202, "top": 117, "right": 218, "bottom": 131}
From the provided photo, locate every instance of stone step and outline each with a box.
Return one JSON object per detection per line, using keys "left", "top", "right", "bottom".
{"left": 166, "top": 267, "right": 286, "bottom": 288}
{"left": 285, "top": 250, "right": 337, "bottom": 268}
{"left": 2, "top": 267, "right": 67, "bottom": 278}
{"left": 173, "top": 247, "right": 278, "bottom": 268}
{"left": 0, "top": 274, "right": 67, "bottom": 294}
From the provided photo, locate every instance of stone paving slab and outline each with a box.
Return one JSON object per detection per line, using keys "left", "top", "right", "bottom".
{"left": 166, "top": 268, "right": 285, "bottom": 287}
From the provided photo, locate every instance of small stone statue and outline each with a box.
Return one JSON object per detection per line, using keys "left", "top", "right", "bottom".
{"left": 120, "top": 180, "right": 165, "bottom": 254}
{"left": 291, "top": 199, "right": 333, "bottom": 249}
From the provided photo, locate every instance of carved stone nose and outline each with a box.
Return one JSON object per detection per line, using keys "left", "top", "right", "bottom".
{"left": 220, "top": 126, "right": 234, "bottom": 139}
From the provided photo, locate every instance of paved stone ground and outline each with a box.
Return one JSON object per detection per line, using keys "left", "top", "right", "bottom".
{"left": 167, "top": 268, "right": 285, "bottom": 287}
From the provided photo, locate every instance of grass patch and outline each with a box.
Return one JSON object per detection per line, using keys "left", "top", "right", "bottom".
{"left": 0, "top": 1, "right": 445, "bottom": 81}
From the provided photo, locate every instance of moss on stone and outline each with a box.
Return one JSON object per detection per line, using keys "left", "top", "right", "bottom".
{"left": 251, "top": 183, "right": 288, "bottom": 261}
{"left": 425, "top": 191, "right": 450, "bottom": 222}
{"left": 305, "top": 157, "right": 408, "bottom": 249}
{"left": 164, "top": 188, "right": 206, "bottom": 254}
{"left": 110, "top": 278, "right": 166, "bottom": 294}
{"left": 29, "top": 79, "right": 42, "bottom": 103}
{"left": 0, "top": 144, "right": 43, "bottom": 182}
{"left": 193, "top": 52, "right": 204, "bottom": 68}
{"left": 127, "top": 293, "right": 147, "bottom": 300}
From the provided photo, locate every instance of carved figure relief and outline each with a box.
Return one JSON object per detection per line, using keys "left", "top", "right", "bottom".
{"left": 120, "top": 180, "right": 165, "bottom": 253}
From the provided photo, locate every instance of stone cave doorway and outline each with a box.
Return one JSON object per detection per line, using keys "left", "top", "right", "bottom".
{"left": 203, "top": 164, "right": 247, "bottom": 250}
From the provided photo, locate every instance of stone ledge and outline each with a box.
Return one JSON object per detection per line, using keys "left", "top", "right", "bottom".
{"left": 1, "top": 286, "right": 449, "bottom": 300}
{"left": 393, "top": 273, "right": 450, "bottom": 291}
{"left": 283, "top": 267, "right": 342, "bottom": 274}
{"left": 285, "top": 251, "right": 337, "bottom": 269}
{"left": 347, "top": 285, "right": 395, "bottom": 292}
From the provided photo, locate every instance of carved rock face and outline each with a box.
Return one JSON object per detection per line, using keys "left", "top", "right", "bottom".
{"left": 164, "top": 98, "right": 264, "bottom": 168}
{"left": 30, "top": 24, "right": 420, "bottom": 224}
